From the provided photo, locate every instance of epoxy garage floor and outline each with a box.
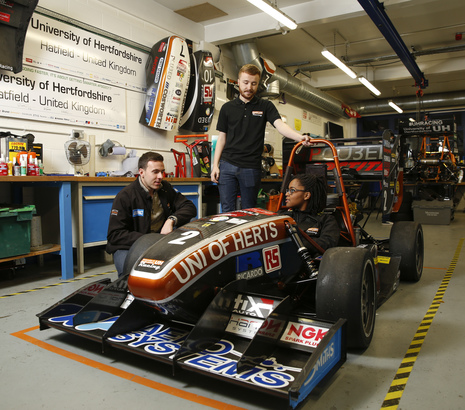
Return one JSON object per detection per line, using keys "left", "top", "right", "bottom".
{"left": 1, "top": 211, "right": 464, "bottom": 410}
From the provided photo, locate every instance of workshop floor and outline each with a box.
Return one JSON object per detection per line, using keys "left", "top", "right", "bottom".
{"left": 1, "top": 210, "right": 464, "bottom": 410}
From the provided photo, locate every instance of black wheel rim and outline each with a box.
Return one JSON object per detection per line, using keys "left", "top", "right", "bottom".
{"left": 361, "top": 261, "right": 375, "bottom": 337}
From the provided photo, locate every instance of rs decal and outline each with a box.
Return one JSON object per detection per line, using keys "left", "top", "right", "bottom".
{"left": 263, "top": 245, "right": 281, "bottom": 273}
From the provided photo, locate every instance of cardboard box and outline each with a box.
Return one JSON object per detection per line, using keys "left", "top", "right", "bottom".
{"left": 412, "top": 200, "right": 453, "bottom": 225}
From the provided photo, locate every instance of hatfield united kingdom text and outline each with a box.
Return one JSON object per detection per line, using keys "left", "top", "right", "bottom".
{"left": 40, "top": 41, "right": 138, "bottom": 76}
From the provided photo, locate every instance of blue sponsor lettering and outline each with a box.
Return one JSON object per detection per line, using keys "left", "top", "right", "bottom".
{"left": 108, "top": 324, "right": 187, "bottom": 356}
{"left": 183, "top": 339, "right": 297, "bottom": 389}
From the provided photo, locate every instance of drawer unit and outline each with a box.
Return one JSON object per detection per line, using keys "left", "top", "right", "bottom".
{"left": 74, "top": 180, "right": 202, "bottom": 274}
{"left": 81, "top": 185, "right": 126, "bottom": 244}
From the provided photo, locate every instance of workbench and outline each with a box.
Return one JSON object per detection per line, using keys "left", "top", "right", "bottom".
{"left": 1, "top": 175, "right": 282, "bottom": 279}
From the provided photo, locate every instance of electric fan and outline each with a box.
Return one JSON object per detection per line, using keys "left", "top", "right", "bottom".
{"left": 64, "top": 137, "right": 91, "bottom": 175}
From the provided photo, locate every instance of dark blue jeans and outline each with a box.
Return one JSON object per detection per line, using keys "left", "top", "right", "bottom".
{"left": 113, "top": 249, "right": 129, "bottom": 277}
{"left": 218, "top": 160, "right": 261, "bottom": 212}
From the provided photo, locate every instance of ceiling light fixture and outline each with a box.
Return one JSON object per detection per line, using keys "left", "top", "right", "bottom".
{"left": 388, "top": 100, "right": 403, "bottom": 113}
{"left": 321, "top": 49, "right": 357, "bottom": 79}
{"left": 247, "top": 0, "right": 298, "bottom": 30}
{"left": 358, "top": 76, "right": 381, "bottom": 96}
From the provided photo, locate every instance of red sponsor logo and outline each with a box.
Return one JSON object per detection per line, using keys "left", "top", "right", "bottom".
{"left": 263, "top": 245, "right": 281, "bottom": 273}
{"left": 281, "top": 322, "right": 328, "bottom": 347}
{"left": 0, "top": 12, "right": 11, "bottom": 22}
{"left": 81, "top": 283, "right": 106, "bottom": 297}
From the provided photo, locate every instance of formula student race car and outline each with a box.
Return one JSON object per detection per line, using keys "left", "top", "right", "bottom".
{"left": 38, "top": 139, "right": 424, "bottom": 409}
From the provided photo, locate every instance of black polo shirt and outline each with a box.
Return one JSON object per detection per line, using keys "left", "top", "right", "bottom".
{"left": 216, "top": 96, "right": 281, "bottom": 169}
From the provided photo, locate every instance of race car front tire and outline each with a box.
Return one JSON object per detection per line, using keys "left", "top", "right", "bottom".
{"left": 316, "top": 247, "right": 376, "bottom": 349}
{"left": 389, "top": 221, "right": 424, "bottom": 282}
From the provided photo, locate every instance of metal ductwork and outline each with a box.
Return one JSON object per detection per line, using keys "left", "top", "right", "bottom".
{"left": 351, "top": 91, "right": 465, "bottom": 116}
{"left": 231, "top": 41, "right": 347, "bottom": 118}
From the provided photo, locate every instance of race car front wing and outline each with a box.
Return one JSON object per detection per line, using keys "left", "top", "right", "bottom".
{"left": 38, "top": 278, "right": 346, "bottom": 409}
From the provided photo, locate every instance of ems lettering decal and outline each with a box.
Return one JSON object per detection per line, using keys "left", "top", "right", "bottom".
{"left": 182, "top": 340, "right": 301, "bottom": 389}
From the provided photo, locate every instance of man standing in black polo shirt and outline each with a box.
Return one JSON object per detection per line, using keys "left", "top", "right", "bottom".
{"left": 211, "top": 64, "right": 310, "bottom": 212}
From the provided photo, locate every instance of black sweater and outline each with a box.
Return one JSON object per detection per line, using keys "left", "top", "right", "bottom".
{"left": 106, "top": 178, "right": 197, "bottom": 253}
{"left": 279, "top": 208, "right": 340, "bottom": 256}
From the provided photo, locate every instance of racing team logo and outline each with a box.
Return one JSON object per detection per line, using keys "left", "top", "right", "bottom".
{"left": 262, "top": 245, "right": 281, "bottom": 273}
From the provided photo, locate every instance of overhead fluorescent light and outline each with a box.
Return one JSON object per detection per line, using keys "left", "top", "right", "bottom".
{"left": 388, "top": 100, "right": 403, "bottom": 113}
{"left": 358, "top": 76, "right": 381, "bottom": 96}
{"left": 321, "top": 49, "right": 357, "bottom": 79}
{"left": 247, "top": 0, "right": 298, "bottom": 30}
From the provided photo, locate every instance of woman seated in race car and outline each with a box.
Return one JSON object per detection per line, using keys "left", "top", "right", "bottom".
{"left": 279, "top": 173, "right": 340, "bottom": 256}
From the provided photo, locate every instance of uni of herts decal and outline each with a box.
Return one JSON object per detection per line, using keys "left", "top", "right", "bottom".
{"left": 128, "top": 216, "right": 292, "bottom": 304}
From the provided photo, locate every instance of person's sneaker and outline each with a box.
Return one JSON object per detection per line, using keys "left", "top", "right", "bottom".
{"left": 382, "top": 221, "right": 393, "bottom": 225}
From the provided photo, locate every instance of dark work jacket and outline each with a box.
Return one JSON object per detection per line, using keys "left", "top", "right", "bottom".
{"left": 279, "top": 208, "right": 340, "bottom": 256}
{"left": 106, "top": 178, "right": 197, "bottom": 254}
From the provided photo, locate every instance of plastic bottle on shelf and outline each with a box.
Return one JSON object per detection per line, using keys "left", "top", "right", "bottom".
{"left": 27, "top": 154, "right": 36, "bottom": 176}
{"left": 20, "top": 156, "right": 27, "bottom": 176}
{"left": 14, "top": 160, "right": 21, "bottom": 176}
{"left": 38, "top": 159, "right": 44, "bottom": 176}
{"left": 0, "top": 156, "right": 7, "bottom": 176}
{"left": 7, "top": 160, "right": 13, "bottom": 176}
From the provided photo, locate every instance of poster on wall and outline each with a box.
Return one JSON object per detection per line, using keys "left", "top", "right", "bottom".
{"left": 0, "top": 13, "right": 148, "bottom": 131}
{"left": 398, "top": 116, "right": 455, "bottom": 135}
{"left": 24, "top": 14, "right": 147, "bottom": 92}
{"left": 0, "top": 66, "right": 126, "bottom": 130}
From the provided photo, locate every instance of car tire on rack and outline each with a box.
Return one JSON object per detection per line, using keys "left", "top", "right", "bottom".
{"left": 389, "top": 221, "right": 424, "bottom": 282}
{"left": 316, "top": 247, "right": 376, "bottom": 349}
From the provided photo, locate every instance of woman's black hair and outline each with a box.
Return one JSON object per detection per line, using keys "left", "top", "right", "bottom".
{"left": 292, "top": 173, "right": 327, "bottom": 213}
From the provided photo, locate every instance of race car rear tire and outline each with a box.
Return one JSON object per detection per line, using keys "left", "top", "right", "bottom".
{"left": 389, "top": 221, "right": 424, "bottom": 282}
{"left": 316, "top": 247, "right": 376, "bottom": 349}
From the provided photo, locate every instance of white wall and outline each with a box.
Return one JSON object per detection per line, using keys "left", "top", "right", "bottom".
{"left": 0, "top": 0, "right": 354, "bottom": 176}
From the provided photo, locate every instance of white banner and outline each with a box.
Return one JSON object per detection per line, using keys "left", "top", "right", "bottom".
{"left": 0, "top": 66, "right": 127, "bottom": 130}
{"left": 25, "top": 14, "right": 147, "bottom": 92}
{"left": 0, "top": 13, "right": 150, "bottom": 130}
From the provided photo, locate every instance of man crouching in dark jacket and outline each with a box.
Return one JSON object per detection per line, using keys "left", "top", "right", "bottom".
{"left": 106, "top": 151, "right": 197, "bottom": 276}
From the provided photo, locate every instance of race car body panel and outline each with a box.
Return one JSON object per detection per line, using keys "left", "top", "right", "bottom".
{"left": 38, "top": 271, "right": 347, "bottom": 408}
{"left": 179, "top": 50, "right": 215, "bottom": 132}
{"left": 127, "top": 209, "right": 301, "bottom": 322}
{"left": 141, "top": 36, "right": 190, "bottom": 130}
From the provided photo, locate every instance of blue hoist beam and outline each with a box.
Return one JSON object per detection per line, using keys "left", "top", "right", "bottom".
{"left": 357, "top": 0, "right": 428, "bottom": 88}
